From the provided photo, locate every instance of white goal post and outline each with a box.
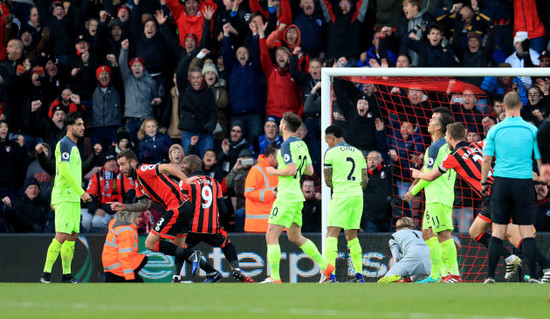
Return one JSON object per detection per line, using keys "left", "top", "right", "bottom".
{"left": 319, "top": 67, "right": 550, "bottom": 253}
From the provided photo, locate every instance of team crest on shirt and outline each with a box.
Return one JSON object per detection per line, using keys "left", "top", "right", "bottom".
{"left": 4, "top": 146, "right": 10, "bottom": 152}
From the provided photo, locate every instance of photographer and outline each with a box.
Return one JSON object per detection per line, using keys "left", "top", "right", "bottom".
{"left": 226, "top": 149, "right": 255, "bottom": 231}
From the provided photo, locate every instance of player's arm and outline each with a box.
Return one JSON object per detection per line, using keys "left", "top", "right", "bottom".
{"left": 411, "top": 167, "right": 442, "bottom": 181}
{"left": 58, "top": 162, "right": 86, "bottom": 197}
{"left": 389, "top": 237, "right": 401, "bottom": 262}
{"left": 324, "top": 167, "right": 333, "bottom": 188}
{"left": 269, "top": 163, "right": 297, "bottom": 176}
{"left": 109, "top": 197, "right": 152, "bottom": 212}
{"left": 304, "top": 164, "right": 314, "bottom": 176}
{"left": 361, "top": 167, "right": 368, "bottom": 189}
{"left": 157, "top": 163, "right": 191, "bottom": 183}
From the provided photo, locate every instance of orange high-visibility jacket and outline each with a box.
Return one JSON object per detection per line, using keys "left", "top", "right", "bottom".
{"left": 102, "top": 219, "right": 146, "bottom": 280}
{"left": 244, "top": 155, "right": 278, "bottom": 232}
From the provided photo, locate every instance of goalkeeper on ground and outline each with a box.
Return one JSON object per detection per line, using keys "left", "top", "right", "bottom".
{"left": 378, "top": 217, "right": 431, "bottom": 283}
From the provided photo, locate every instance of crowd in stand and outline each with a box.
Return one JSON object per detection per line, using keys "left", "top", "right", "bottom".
{"left": 1, "top": 0, "right": 550, "bottom": 234}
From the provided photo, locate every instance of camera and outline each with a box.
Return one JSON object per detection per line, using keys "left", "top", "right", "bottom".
{"left": 241, "top": 158, "right": 254, "bottom": 166}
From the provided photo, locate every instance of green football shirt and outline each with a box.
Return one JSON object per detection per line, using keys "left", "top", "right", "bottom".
{"left": 51, "top": 136, "right": 83, "bottom": 204}
{"left": 412, "top": 136, "right": 456, "bottom": 206}
{"left": 323, "top": 142, "right": 366, "bottom": 197}
{"left": 276, "top": 136, "right": 312, "bottom": 203}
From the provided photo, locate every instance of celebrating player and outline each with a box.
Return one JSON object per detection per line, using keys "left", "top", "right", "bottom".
{"left": 323, "top": 125, "right": 368, "bottom": 283}
{"left": 40, "top": 112, "right": 92, "bottom": 284}
{"left": 109, "top": 150, "right": 222, "bottom": 282}
{"left": 262, "top": 112, "right": 335, "bottom": 283}
{"left": 378, "top": 217, "right": 431, "bottom": 283}
{"left": 171, "top": 155, "right": 254, "bottom": 283}
{"left": 411, "top": 122, "right": 525, "bottom": 280}
{"left": 405, "top": 112, "right": 458, "bottom": 283}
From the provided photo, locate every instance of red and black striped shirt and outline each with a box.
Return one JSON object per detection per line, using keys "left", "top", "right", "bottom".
{"left": 134, "top": 164, "right": 189, "bottom": 211}
{"left": 439, "top": 141, "right": 494, "bottom": 197}
{"left": 183, "top": 175, "right": 223, "bottom": 234}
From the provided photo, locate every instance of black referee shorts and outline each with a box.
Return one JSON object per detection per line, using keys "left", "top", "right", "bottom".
{"left": 490, "top": 177, "right": 536, "bottom": 225}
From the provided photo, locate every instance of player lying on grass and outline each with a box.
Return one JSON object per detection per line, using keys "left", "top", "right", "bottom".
{"left": 412, "top": 122, "right": 549, "bottom": 281}
{"left": 378, "top": 217, "right": 431, "bottom": 283}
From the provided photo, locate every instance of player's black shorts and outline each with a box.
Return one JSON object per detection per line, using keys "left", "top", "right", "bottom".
{"left": 151, "top": 201, "right": 193, "bottom": 240}
{"left": 478, "top": 194, "right": 492, "bottom": 223}
{"left": 491, "top": 177, "right": 536, "bottom": 225}
{"left": 185, "top": 228, "right": 230, "bottom": 249}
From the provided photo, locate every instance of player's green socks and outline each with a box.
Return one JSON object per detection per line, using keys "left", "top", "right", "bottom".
{"left": 267, "top": 244, "right": 281, "bottom": 281}
{"left": 61, "top": 240, "right": 75, "bottom": 275}
{"left": 300, "top": 239, "right": 328, "bottom": 270}
{"left": 440, "top": 238, "right": 459, "bottom": 275}
{"left": 425, "top": 237, "right": 442, "bottom": 279}
{"left": 324, "top": 237, "right": 338, "bottom": 271}
{"left": 348, "top": 238, "right": 363, "bottom": 274}
{"left": 43, "top": 238, "right": 62, "bottom": 273}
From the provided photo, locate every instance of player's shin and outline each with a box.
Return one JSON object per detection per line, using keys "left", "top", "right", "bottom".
{"left": 60, "top": 240, "right": 75, "bottom": 275}
{"left": 324, "top": 237, "right": 338, "bottom": 271}
{"left": 440, "top": 238, "right": 459, "bottom": 275}
{"left": 348, "top": 238, "right": 363, "bottom": 275}
{"left": 267, "top": 244, "right": 282, "bottom": 281}
{"left": 43, "top": 238, "right": 62, "bottom": 273}
{"left": 425, "top": 237, "right": 442, "bottom": 280}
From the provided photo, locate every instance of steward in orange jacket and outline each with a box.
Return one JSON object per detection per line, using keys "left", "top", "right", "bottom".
{"left": 102, "top": 212, "right": 147, "bottom": 282}
{"left": 243, "top": 146, "right": 279, "bottom": 232}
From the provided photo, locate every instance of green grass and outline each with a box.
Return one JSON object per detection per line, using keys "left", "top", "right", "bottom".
{"left": 0, "top": 283, "right": 549, "bottom": 319}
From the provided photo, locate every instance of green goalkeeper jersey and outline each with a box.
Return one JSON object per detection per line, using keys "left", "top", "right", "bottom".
{"left": 323, "top": 142, "right": 366, "bottom": 197}
{"left": 412, "top": 136, "right": 456, "bottom": 207}
{"left": 51, "top": 136, "right": 84, "bottom": 204}
{"left": 276, "top": 136, "right": 312, "bottom": 203}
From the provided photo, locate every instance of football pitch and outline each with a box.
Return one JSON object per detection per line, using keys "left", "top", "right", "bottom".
{"left": 0, "top": 283, "right": 548, "bottom": 319}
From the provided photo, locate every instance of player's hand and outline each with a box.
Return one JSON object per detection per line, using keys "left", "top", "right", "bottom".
{"left": 266, "top": 167, "right": 276, "bottom": 176}
{"left": 404, "top": 191, "right": 414, "bottom": 201}
{"left": 81, "top": 193, "right": 92, "bottom": 203}
{"left": 411, "top": 168, "right": 420, "bottom": 179}
{"left": 185, "top": 176, "right": 200, "bottom": 183}
{"left": 107, "top": 201, "right": 125, "bottom": 211}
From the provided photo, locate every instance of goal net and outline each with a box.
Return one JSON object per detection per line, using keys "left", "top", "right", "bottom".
{"left": 320, "top": 67, "right": 550, "bottom": 282}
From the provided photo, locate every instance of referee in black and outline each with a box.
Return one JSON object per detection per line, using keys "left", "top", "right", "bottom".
{"left": 480, "top": 92, "right": 542, "bottom": 284}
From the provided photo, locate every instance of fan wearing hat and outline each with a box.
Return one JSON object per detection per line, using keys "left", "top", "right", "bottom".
{"left": 253, "top": 116, "right": 283, "bottom": 157}
{"left": 90, "top": 65, "right": 122, "bottom": 150}
{"left": 119, "top": 38, "right": 161, "bottom": 143}
{"left": 2, "top": 177, "right": 50, "bottom": 233}
{"left": 83, "top": 151, "right": 135, "bottom": 233}
{"left": 200, "top": 59, "right": 228, "bottom": 139}
{"left": 219, "top": 121, "right": 250, "bottom": 170}
{"left": 504, "top": 31, "right": 540, "bottom": 90}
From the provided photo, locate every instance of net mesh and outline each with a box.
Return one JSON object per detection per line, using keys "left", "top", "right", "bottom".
{"left": 330, "top": 75, "right": 503, "bottom": 282}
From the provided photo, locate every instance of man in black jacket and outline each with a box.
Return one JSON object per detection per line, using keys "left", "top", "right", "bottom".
{"left": 3, "top": 177, "right": 49, "bottom": 233}
{"left": 362, "top": 151, "right": 393, "bottom": 232}
{"left": 177, "top": 66, "right": 217, "bottom": 158}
